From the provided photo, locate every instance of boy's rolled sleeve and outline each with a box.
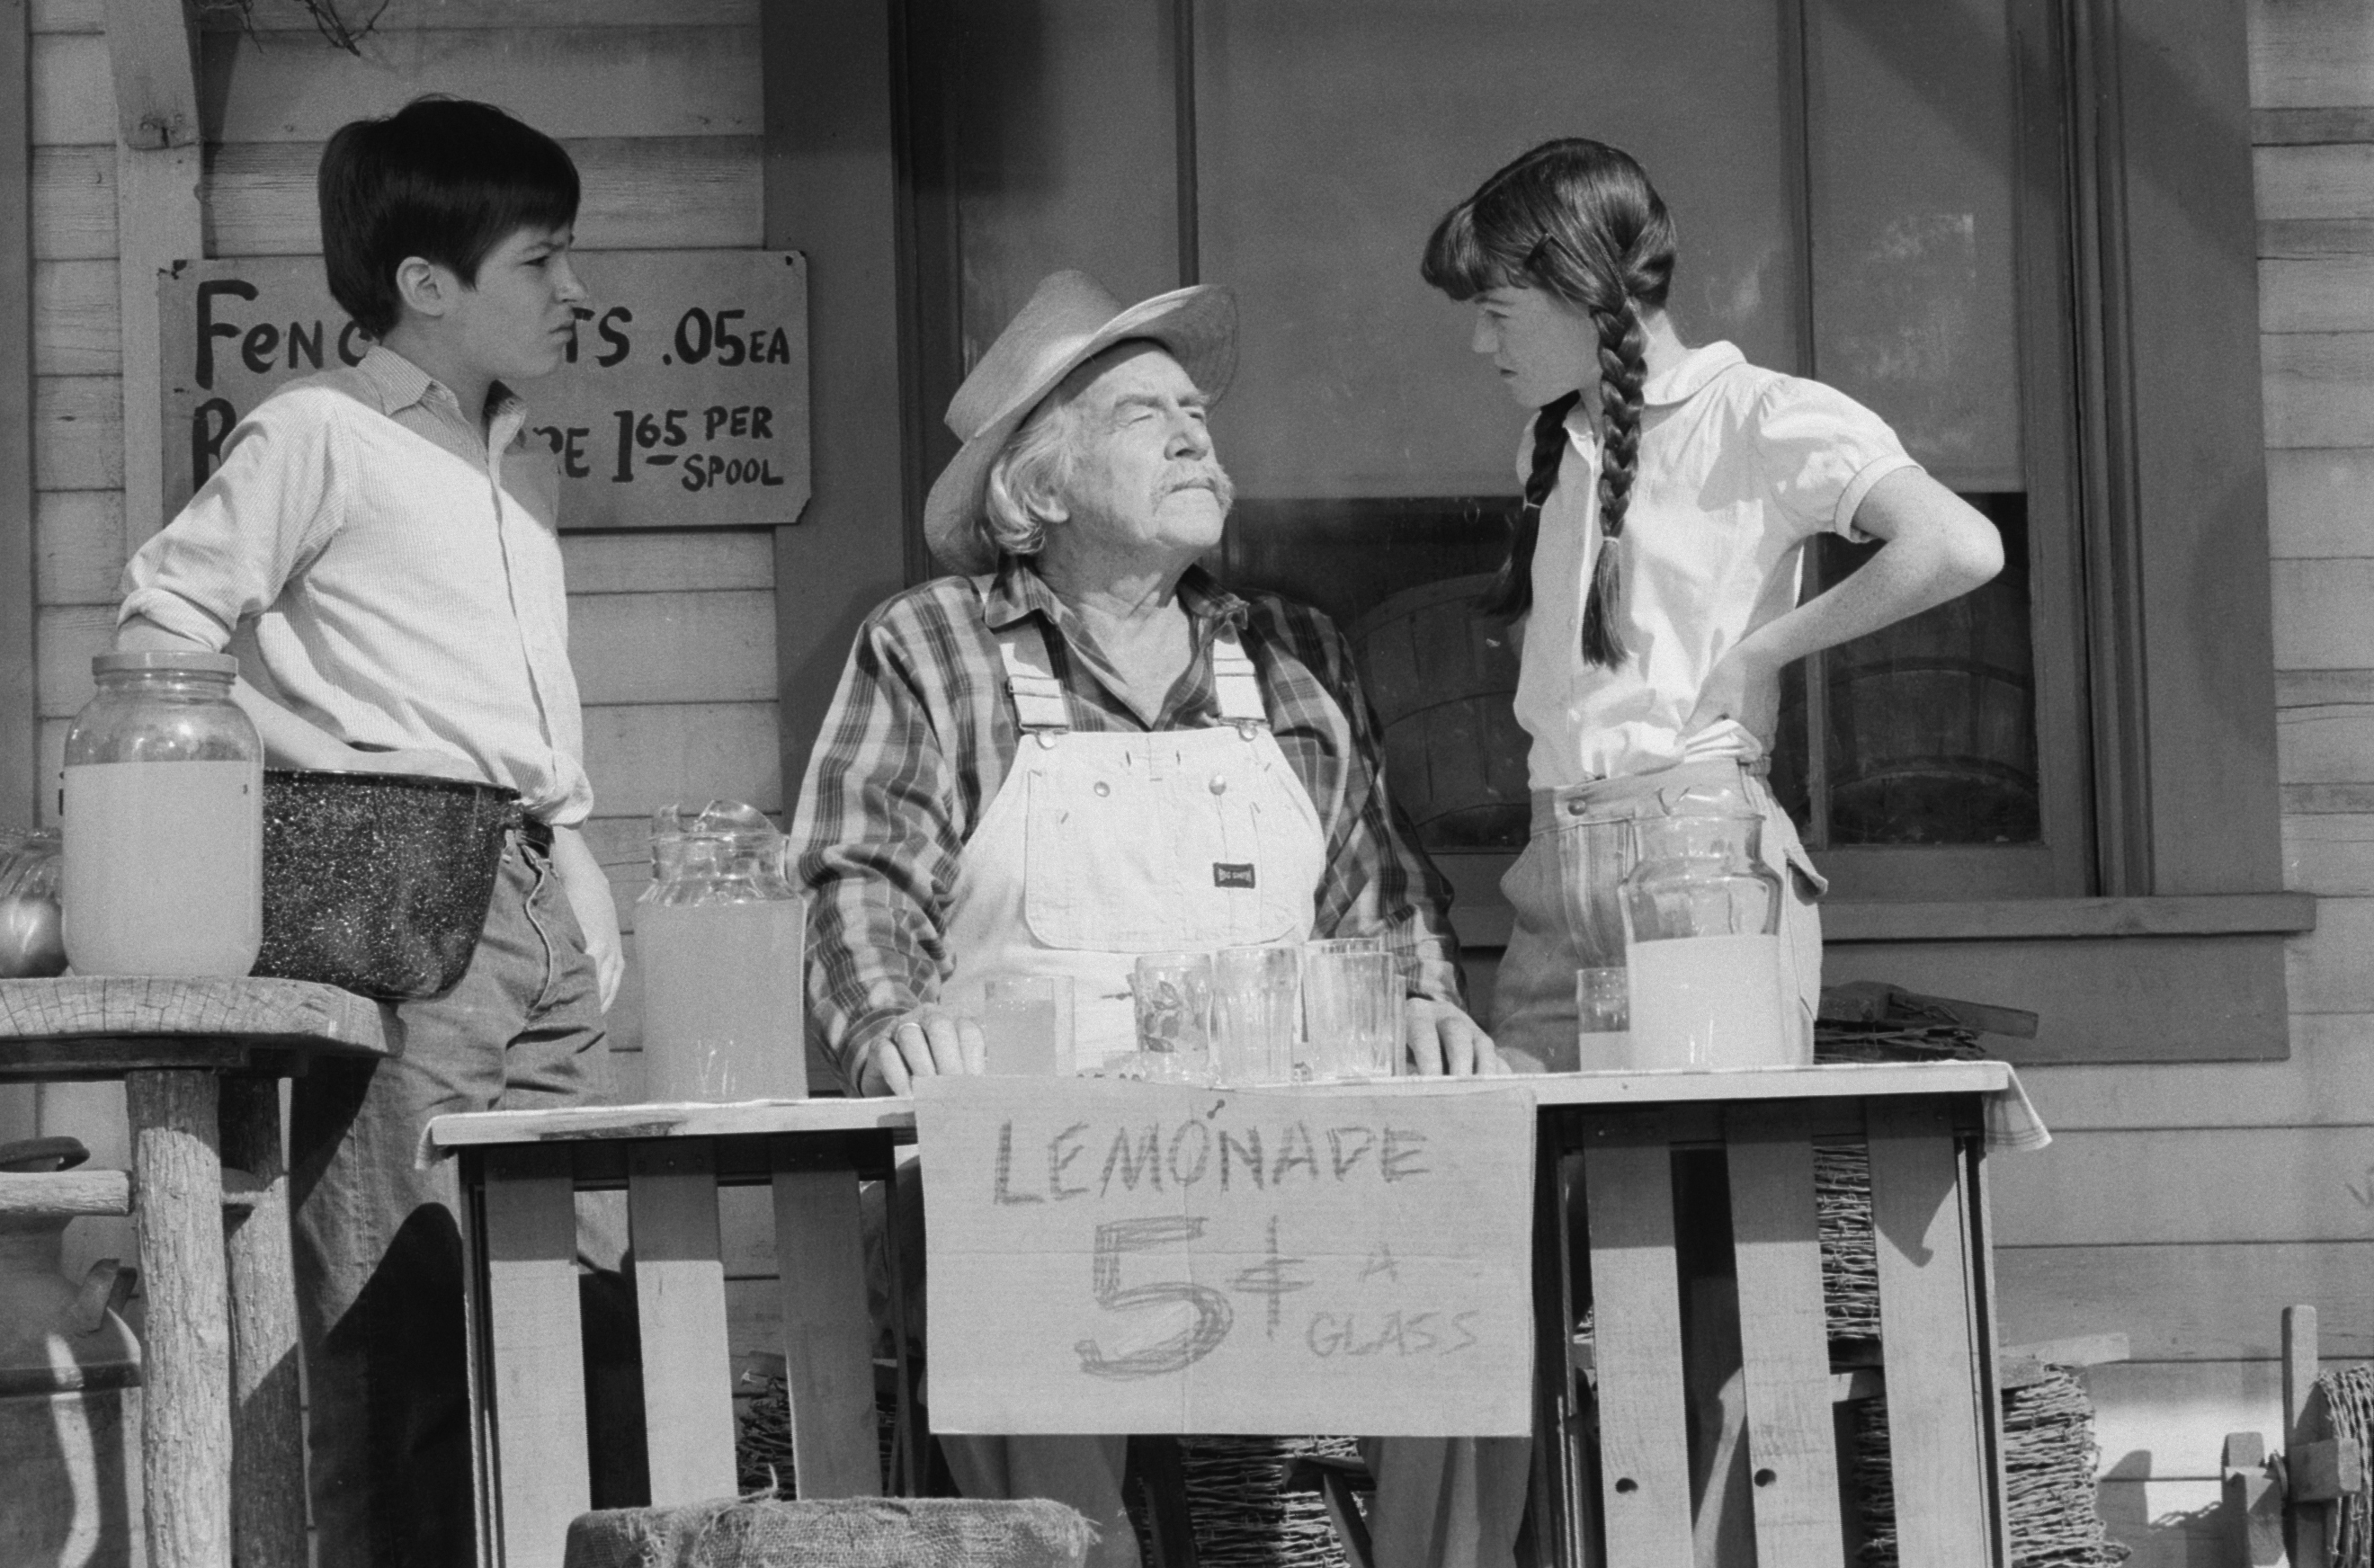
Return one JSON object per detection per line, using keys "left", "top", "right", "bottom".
{"left": 120, "top": 393, "right": 344, "bottom": 645}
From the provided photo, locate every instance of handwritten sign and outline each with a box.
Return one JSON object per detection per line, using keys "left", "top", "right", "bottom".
{"left": 157, "top": 250, "right": 809, "bottom": 530}
{"left": 916, "top": 1078, "right": 1535, "bottom": 1436}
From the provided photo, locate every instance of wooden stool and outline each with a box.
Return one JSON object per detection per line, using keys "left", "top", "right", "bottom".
{"left": 0, "top": 976, "right": 388, "bottom": 1568}
{"left": 429, "top": 1099, "right": 920, "bottom": 1568}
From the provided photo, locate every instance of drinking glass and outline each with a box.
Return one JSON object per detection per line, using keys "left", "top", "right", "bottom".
{"left": 1213, "top": 944, "right": 1299, "bottom": 1085}
{"left": 1575, "top": 966, "right": 1630, "bottom": 1072}
{"left": 1131, "top": 952, "right": 1215, "bottom": 1084}
{"left": 1302, "top": 948, "right": 1399, "bottom": 1080}
{"left": 980, "top": 975, "right": 1074, "bottom": 1076}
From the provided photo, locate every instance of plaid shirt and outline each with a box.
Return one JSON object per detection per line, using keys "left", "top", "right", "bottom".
{"left": 788, "top": 559, "right": 1466, "bottom": 1091}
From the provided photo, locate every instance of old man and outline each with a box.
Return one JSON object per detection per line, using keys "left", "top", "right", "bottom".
{"left": 788, "top": 271, "right": 1506, "bottom": 1564}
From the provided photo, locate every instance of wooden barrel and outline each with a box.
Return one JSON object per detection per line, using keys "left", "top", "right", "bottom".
{"left": 1814, "top": 570, "right": 2039, "bottom": 844}
{"left": 1347, "top": 575, "right": 1531, "bottom": 850}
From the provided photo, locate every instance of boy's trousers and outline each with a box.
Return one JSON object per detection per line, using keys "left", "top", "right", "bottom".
{"left": 290, "top": 823, "right": 612, "bottom": 1568}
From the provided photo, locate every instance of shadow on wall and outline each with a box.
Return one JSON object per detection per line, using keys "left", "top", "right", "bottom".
{"left": 2098, "top": 1449, "right": 2228, "bottom": 1564}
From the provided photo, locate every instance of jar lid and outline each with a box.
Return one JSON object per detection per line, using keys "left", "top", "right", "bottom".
{"left": 91, "top": 650, "right": 239, "bottom": 677}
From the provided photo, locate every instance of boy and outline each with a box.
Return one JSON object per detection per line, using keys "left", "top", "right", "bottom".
{"left": 116, "top": 96, "right": 620, "bottom": 1564}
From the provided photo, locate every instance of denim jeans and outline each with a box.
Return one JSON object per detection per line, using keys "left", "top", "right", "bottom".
{"left": 290, "top": 826, "right": 611, "bottom": 1568}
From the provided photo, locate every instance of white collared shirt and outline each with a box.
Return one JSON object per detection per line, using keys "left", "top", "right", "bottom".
{"left": 1514, "top": 340, "right": 1921, "bottom": 788}
{"left": 120, "top": 346, "right": 592, "bottom": 824}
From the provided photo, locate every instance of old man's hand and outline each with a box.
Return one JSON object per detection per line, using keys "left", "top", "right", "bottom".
{"left": 1402, "top": 997, "right": 1507, "bottom": 1077}
{"left": 860, "top": 1005, "right": 986, "bottom": 1096}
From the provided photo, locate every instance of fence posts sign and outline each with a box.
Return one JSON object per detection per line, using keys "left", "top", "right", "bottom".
{"left": 157, "top": 250, "right": 809, "bottom": 530}
{"left": 916, "top": 1078, "right": 1535, "bottom": 1436}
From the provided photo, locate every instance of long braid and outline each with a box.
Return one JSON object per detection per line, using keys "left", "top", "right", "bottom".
{"left": 1479, "top": 390, "right": 1584, "bottom": 620}
{"left": 1423, "top": 137, "right": 1679, "bottom": 673}
{"left": 1583, "top": 298, "right": 1648, "bottom": 667}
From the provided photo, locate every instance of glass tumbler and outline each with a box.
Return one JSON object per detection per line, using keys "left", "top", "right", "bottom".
{"left": 981, "top": 975, "right": 1075, "bottom": 1076}
{"left": 1302, "top": 948, "right": 1400, "bottom": 1080}
{"left": 1131, "top": 952, "right": 1215, "bottom": 1084}
{"left": 1213, "top": 944, "right": 1299, "bottom": 1085}
{"left": 1575, "top": 966, "right": 1631, "bottom": 1071}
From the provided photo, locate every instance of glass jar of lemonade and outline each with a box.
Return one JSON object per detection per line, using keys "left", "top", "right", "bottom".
{"left": 62, "top": 651, "right": 263, "bottom": 976}
{"left": 638, "top": 800, "right": 808, "bottom": 1102}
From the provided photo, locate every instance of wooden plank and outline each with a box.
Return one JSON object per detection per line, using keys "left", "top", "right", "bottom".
{"left": 197, "top": 27, "right": 761, "bottom": 144}
{"left": 770, "top": 1162, "right": 879, "bottom": 1496}
{"left": 126, "top": 1068, "right": 230, "bottom": 1568}
{"left": 35, "top": 488, "right": 123, "bottom": 605}
{"left": 1867, "top": 1102, "right": 1991, "bottom": 1566}
{"left": 2223, "top": 1433, "right": 2286, "bottom": 1566}
{"left": 2268, "top": 449, "right": 2374, "bottom": 557}
{"left": 33, "top": 372, "right": 121, "bottom": 488}
{"left": 2256, "top": 107, "right": 2374, "bottom": 147}
{"left": 1722, "top": 1106, "right": 1845, "bottom": 1566}
{"left": 197, "top": 0, "right": 754, "bottom": 27}
{"left": 580, "top": 700, "right": 781, "bottom": 817}
{"left": 205, "top": 137, "right": 763, "bottom": 256}
{"left": 0, "top": 1164, "right": 128, "bottom": 1215}
{"left": 4, "top": 0, "right": 35, "bottom": 828}
{"left": 2285, "top": 813, "right": 2374, "bottom": 894}
{"left": 30, "top": 0, "right": 99, "bottom": 32}
{"left": 2288, "top": 783, "right": 2374, "bottom": 813}
{"left": 1577, "top": 1112, "right": 1693, "bottom": 1566}
{"left": 0, "top": 976, "right": 386, "bottom": 1047}
{"left": 2286, "top": 1305, "right": 2330, "bottom": 1565}
{"left": 762, "top": 0, "right": 911, "bottom": 797}
{"left": 2264, "top": 333, "right": 2374, "bottom": 447}
{"left": 2280, "top": 704, "right": 2374, "bottom": 782}
{"left": 2273, "top": 557, "right": 2374, "bottom": 668}
{"left": 2089, "top": 1359, "right": 2369, "bottom": 1481}
{"left": 626, "top": 1142, "right": 737, "bottom": 1506}
{"left": 2262, "top": 218, "right": 2374, "bottom": 257}
{"left": 110, "top": 0, "right": 203, "bottom": 551}
{"left": 31, "top": 144, "right": 112, "bottom": 258}
{"left": 1823, "top": 893, "right": 2314, "bottom": 941}
{"left": 32, "top": 254, "right": 112, "bottom": 373}
{"left": 219, "top": 1077, "right": 306, "bottom": 1568}
{"left": 36, "top": 599, "right": 109, "bottom": 715}
{"left": 2096, "top": 1477, "right": 2237, "bottom": 1565}
{"left": 1991, "top": 1123, "right": 2374, "bottom": 1244}
{"left": 481, "top": 1147, "right": 590, "bottom": 1568}
{"left": 28, "top": 31, "right": 109, "bottom": 147}
{"left": 2279, "top": 671, "right": 2374, "bottom": 708}
{"left": 562, "top": 530, "right": 772, "bottom": 596}
{"left": 2020, "top": 1021, "right": 2374, "bottom": 1128}
{"left": 429, "top": 1098, "right": 911, "bottom": 1149}
{"left": 36, "top": 716, "right": 62, "bottom": 824}
{"left": 2290, "top": 896, "right": 2374, "bottom": 1011}
{"left": 2264, "top": 256, "right": 2374, "bottom": 332}
{"left": 570, "top": 589, "right": 776, "bottom": 706}
{"left": 1823, "top": 931, "right": 2294, "bottom": 1064}
{"left": 2250, "top": 0, "right": 2374, "bottom": 111}
{"left": 2258, "top": 146, "right": 2374, "bottom": 222}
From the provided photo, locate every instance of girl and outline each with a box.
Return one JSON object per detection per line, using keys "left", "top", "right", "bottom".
{"left": 1423, "top": 138, "right": 2004, "bottom": 1074}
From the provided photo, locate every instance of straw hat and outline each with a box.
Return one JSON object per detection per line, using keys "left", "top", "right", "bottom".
{"left": 924, "top": 271, "right": 1237, "bottom": 575}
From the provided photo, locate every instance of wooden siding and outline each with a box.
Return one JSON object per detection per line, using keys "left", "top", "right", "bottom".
{"left": 21, "top": 4, "right": 783, "bottom": 1309}
{"left": 2007, "top": 4, "right": 2374, "bottom": 1561}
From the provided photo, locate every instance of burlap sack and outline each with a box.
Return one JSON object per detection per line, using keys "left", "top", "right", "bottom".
{"left": 563, "top": 1494, "right": 1096, "bottom": 1568}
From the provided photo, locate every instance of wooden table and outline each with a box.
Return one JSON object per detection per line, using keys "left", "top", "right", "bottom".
{"left": 0, "top": 976, "right": 389, "bottom": 1568}
{"left": 432, "top": 1061, "right": 2038, "bottom": 1568}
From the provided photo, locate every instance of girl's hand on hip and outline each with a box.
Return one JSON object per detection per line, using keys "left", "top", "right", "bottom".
{"left": 1682, "top": 642, "right": 1782, "bottom": 741}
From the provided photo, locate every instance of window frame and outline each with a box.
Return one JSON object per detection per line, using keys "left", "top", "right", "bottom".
{"left": 889, "top": 0, "right": 2314, "bottom": 1063}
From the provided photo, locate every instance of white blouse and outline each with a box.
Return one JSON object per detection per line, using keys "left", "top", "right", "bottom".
{"left": 1514, "top": 340, "right": 1921, "bottom": 788}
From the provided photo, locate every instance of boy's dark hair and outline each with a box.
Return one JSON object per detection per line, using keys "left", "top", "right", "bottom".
{"left": 319, "top": 95, "right": 579, "bottom": 338}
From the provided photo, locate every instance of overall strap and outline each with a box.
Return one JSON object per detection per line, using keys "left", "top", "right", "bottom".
{"left": 1210, "top": 626, "right": 1270, "bottom": 727}
{"left": 994, "top": 620, "right": 1073, "bottom": 733}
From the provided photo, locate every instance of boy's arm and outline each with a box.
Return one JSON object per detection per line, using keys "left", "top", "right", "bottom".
{"left": 115, "top": 615, "right": 475, "bottom": 780}
{"left": 548, "top": 824, "right": 623, "bottom": 1011}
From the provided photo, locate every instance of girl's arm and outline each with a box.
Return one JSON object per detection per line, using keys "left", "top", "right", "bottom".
{"left": 1684, "top": 468, "right": 2004, "bottom": 735}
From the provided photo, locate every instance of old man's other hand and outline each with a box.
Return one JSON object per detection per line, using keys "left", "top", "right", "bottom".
{"left": 1402, "top": 997, "right": 1506, "bottom": 1077}
{"left": 861, "top": 1005, "right": 987, "bottom": 1095}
